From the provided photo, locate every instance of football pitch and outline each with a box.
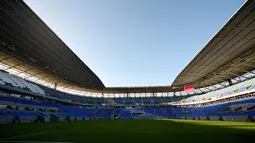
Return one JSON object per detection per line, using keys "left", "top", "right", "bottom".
{"left": 0, "top": 119, "right": 254, "bottom": 143}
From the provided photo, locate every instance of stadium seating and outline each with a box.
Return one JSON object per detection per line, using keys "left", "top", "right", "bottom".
{"left": 118, "top": 109, "right": 132, "bottom": 119}
{"left": 103, "top": 108, "right": 114, "bottom": 119}
{"left": 61, "top": 105, "right": 96, "bottom": 118}
{"left": 0, "top": 111, "right": 8, "bottom": 116}
{"left": 165, "top": 108, "right": 177, "bottom": 118}
{"left": 0, "top": 95, "right": 254, "bottom": 122}
{"left": 143, "top": 108, "right": 155, "bottom": 115}
{"left": 0, "top": 70, "right": 45, "bottom": 95}
{"left": 174, "top": 78, "right": 255, "bottom": 105}
{"left": 94, "top": 108, "right": 104, "bottom": 118}
{"left": 3, "top": 69, "right": 255, "bottom": 108}
{"left": 0, "top": 111, "right": 14, "bottom": 124}
{"left": 155, "top": 108, "right": 165, "bottom": 117}
{"left": 174, "top": 97, "right": 255, "bottom": 121}
{"left": 0, "top": 69, "right": 255, "bottom": 123}
{"left": 29, "top": 111, "right": 47, "bottom": 117}
{"left": 0, "top": 95, "right": 60, "bottom": 109}
{"left": 7, "top": 111, "right": 31, "bottom": 116}
{"left": 5, "top": 110, "right": 36, "bottom": 123}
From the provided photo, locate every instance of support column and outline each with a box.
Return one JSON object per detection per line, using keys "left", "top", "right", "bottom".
{"left": 54, "top": 83, "right": 57, "bottom": 90}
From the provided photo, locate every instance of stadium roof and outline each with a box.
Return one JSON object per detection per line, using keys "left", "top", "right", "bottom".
{"left": 172, "top": 0, "right": 255, "bottom": 89}
{"left": 0, "top": 0, "right": 105, "bottom": 89}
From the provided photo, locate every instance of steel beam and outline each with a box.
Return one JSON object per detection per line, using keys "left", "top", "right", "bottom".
{"left": 3, "top": 61, "right": 24, "bottom": 71}
{"left": 15, "top": 66, "right": 36, "bottom": 76}
{"left": 26, "top": 70, "right": 45, "bottom": 79}
{"left": 0, "top": 56, "right": 13, "bottom": 62}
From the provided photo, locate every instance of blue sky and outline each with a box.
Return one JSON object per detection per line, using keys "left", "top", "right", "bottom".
{"left": 24, "top": 0, "right": 245, "bottom": 87}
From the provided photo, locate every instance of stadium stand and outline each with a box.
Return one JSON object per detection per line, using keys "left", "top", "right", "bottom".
{"left": 0, "top": 69, "right": 255, "bottom": 123}
{"left": 173, "top": 78, "right": 255, "bottom": 105}
{"left": 0, "top": 0, "right": 255, "bottom": 124}
{"left": 0, "top": 70, "right": 45, "bottom": 95}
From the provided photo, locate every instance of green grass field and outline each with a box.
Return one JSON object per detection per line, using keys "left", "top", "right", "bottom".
{"left": 0, "top": 119, "right": 255, "bottom": 143}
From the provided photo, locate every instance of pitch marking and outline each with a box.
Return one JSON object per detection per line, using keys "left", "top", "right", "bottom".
{"left": 0, "top": 130, "right": 64, "bottom": 141}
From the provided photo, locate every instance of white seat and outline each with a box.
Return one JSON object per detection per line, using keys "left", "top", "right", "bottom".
{"left": 0, "top": 70, "right": 45, "bottom": 95}
{"left": 176, "top": 78, "right": 255, "bottom": 104}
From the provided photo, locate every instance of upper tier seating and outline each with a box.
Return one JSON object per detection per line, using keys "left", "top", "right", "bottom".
{"left": 176, "top": 98, "right": 255, "bottom": 118}
{"left": 112, "top": 97, "right": 181, "bottom": 106}
{"left": 38, "top": 85, "right": 104, "bottom": 105}
{"left": 175, "top": 78, "right": 255, "bottom": 105}
{"left": 0, "top": 70, "right": 45, "bottom": 95}
{"left": 0, "top": 95, "right": 60, "bottom": 108}
{"left": 1, "top": 68, "right": 255, "bottom": 108}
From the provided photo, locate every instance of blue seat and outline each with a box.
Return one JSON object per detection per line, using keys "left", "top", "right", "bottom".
{"left": 61, "top": 105, "right": 96, "bottom": 117}
{"left": 0, "top": 111, "right": 8, "bottom": 116}
{"left": 0, "top": 95, "right": 60, "bottom": 108}
{"left": 56, "top": 113, "right": 75, "bottom": 117}
{"left": 143, "top": 108, "right": 155, "bottom": 114}
{"left": 8, "top": 111, "right": 31, "bottom": 116}
{"left": 30, "top": 111, "right": 47, "bottom": 117}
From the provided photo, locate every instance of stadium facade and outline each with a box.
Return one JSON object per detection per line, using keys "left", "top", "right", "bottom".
{"left": 0, "top": 0, "right": 255, "bottom": 123}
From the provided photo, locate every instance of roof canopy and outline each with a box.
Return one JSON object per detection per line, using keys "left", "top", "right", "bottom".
{"left": 172, "top": 0, "right": 255, "bottom": 88}
{"left": 0, "top": 0, "right": 104, "bottom": 89}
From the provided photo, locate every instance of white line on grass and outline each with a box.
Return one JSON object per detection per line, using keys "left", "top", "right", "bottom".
{"left": 0, "top": 130, "right": 64, "bottom": 141}
{"left": 0, "top": 141, "right": 72, "bottom": 143}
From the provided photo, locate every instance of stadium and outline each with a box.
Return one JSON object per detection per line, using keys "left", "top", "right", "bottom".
{"left": 0, "top": 0, "right": 255, "bottom": 143}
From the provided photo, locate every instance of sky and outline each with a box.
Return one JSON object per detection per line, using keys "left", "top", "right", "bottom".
{"left": 24, "top": 0, "right": 245, "bottom": 87}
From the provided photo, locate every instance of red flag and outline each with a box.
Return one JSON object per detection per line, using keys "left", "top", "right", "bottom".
{"left": 184, "top": 85, "right": 194, "bottom": 92}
